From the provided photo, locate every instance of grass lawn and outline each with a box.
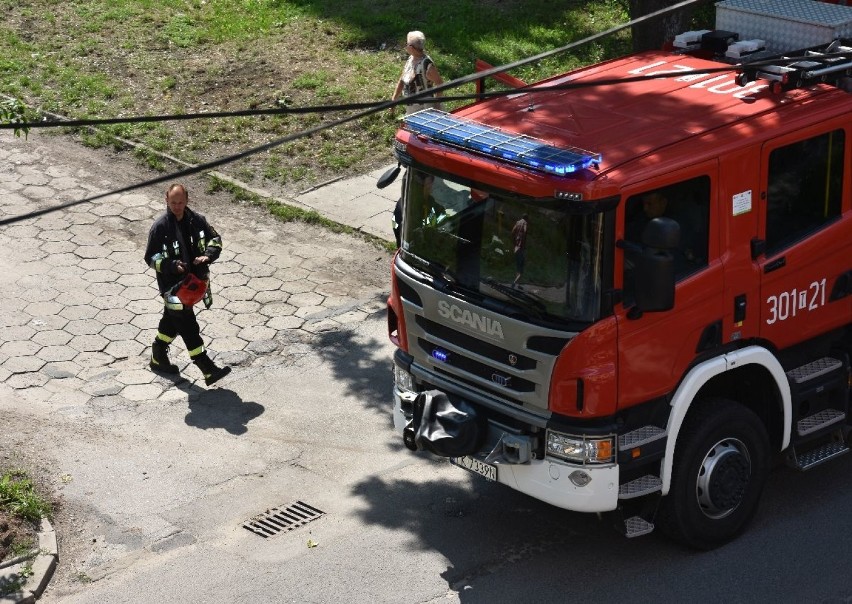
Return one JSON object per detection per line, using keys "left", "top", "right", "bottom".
{"left": 0, "top": 0, "right": 631, "bottom": 193}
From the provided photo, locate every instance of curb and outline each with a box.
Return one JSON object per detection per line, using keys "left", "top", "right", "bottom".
{"left": 0, "top": 519, "right": 58, "bottom": 604}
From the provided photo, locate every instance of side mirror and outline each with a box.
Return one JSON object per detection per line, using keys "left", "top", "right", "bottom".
{"left": 642, "top": 216, "right": 680, "bottom": 249}
{"left": 632, "top": 217, "right": 680, "bottom": 317}
{"left": 376, "top": 164, "right": 401, "bottom": 190}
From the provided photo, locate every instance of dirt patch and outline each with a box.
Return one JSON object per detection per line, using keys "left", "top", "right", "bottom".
{"left": 0, "top": 460, "right": 57, "bottom": 566}
{"left": 0, "top": 510, "right": 38, "bottom": 563}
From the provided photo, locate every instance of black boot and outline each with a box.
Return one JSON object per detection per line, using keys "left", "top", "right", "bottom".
{"left": 150, "top": 340, "right": 179, "bottom": 374}
{"left": 193, "top": 353, "right": 231, "bottom": 386}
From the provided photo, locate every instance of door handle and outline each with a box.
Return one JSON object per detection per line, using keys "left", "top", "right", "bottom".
{"left": 764, "top": 256, "right": 786, "bottom": 273}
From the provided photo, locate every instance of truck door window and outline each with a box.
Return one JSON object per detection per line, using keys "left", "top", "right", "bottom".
{"left": 765, "top": 129, "right": 844, "bottom": 256}
{"left": 623, "top": 176, "right": 711, "bottom": 298}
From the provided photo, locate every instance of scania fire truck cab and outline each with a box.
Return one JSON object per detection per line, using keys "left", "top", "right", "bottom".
{"left": 383, "top": 0, "right": 852, "bottom": 549}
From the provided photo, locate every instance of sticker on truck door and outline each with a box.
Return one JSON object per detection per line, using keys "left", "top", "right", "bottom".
{"left": 732, "top": 190, "right": 752, "bottom": 216}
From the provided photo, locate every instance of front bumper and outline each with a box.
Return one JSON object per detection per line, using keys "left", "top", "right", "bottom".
{"left": 393, "top": 385, "right": 619, "bottom": 513}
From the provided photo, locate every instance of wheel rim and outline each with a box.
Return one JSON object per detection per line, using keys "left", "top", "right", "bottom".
{"left": 695, "top": 438, "right": 752, "bottom": 520}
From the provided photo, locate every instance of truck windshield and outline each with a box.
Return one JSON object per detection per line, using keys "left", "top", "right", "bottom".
{"left": 400, "top": 169, "right": 605, "bottom": 323}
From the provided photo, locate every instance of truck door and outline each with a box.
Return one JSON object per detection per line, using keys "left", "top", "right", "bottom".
{"left": 616, "top": 163, "right": 722, "bottom": 407}
{"left": 757, "top": 127, "right": 851, "bottom": 351}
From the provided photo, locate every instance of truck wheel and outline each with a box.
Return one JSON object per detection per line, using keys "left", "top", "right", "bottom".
{"left": 658, "top": 398, "right": 770, "bottom": 550}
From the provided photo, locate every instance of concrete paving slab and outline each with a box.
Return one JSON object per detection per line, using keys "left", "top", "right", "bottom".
{"left": 0, "top": 129, "right": 397, "bottom": 601}
{"left": 294, "top": 169, "right": 398, "bottom": 240}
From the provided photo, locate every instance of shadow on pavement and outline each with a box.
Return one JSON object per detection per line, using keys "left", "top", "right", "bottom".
{"left": 313, "top": 310, "right": 393, "bottom": 416}
{"left": 180, "top": 385, "right": 265, "bottom": 435}
{"left": 350, "top": 454, "right": 852, "bottom": 602}
{"left": 349, "top": 470, "right": 631, "bottom": 603}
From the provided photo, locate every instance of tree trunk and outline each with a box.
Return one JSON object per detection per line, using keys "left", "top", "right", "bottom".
{"left": 628, "top": 0, "right": 698, "bottom": 52}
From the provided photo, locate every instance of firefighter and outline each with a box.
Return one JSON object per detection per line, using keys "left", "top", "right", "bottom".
{"left": 144, "top": 183, "right": 231, "bottom": 386}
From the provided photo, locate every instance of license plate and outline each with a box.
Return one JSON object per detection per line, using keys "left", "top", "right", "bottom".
{"left": 450, "top": 456, "right": 497, "bottom": 481}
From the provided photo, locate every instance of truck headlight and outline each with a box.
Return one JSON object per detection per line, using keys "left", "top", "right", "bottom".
{"left": 393, "top": 365, "right": 416, "bottom": 393}
{"left": 546, "top": 430, "right": 614, "bottom": 464}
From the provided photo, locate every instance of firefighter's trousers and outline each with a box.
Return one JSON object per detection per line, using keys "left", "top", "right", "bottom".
{"left": 155, "top": 306, "right": 205, "bottom": 358}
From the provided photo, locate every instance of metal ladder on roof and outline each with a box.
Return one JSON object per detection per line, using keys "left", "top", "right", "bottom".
{"left": 736, "top": 39, "right": 852, "bottom": 91}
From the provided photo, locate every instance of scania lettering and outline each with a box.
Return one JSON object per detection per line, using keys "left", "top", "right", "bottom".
{"left": 382, "top": 0, "right": 852, "bottom": 549}
{"left": 437, "top": 300, "right": 505, "bottom": 339}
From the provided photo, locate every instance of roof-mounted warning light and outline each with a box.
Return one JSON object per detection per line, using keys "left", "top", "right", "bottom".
{"left": 402, "top": 109, "right": 602, "bottom": 176}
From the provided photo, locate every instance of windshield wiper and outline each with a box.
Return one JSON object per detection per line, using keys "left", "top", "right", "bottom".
{"left": 403, "top": 250, "right": 457, "bottom": 288}
{"left": 482, "top": 278, "right": 548, "bottom": 317}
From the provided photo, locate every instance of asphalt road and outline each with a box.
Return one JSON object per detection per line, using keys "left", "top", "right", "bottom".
{"left": 7, "top": 319, "right": 852, "bottom": 603}
{"left": 1, "top": 132, "right": 852, "bottom": 603}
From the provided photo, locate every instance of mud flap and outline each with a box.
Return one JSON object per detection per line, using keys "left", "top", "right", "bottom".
{"left": 403, "top": 390, "right": 484, "bottom": 457}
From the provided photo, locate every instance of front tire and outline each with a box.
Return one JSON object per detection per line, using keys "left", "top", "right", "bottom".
{"left": 658, "top": 398, "right": 770, "bottom": 549}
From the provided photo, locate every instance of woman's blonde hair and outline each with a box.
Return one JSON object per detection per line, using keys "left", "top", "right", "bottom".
{"left": 407, "top": 31, "right": 426, "bottom": 50}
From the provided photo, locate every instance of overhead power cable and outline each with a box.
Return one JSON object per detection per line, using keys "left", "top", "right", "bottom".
{"left": 0, "top": 0, "right": 708, "bottom": 226}
{"left": 0, "top": 101, "right": 385, "bottom": 130}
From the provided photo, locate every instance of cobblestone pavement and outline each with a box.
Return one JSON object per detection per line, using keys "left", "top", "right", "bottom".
{"left": 0, "top": 131, "right": 392, "bottom": 411}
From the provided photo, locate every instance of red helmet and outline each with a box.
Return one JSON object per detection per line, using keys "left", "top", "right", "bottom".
{"left": 175, "top": 273, "right": 208, "bottom": 306}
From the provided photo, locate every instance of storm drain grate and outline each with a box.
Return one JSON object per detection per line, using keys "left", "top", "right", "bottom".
{"left": 242, "top": 501, "right": 325, "bottom": 538}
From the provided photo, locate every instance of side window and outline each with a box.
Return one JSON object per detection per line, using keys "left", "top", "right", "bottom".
{"left": 622, "top": 176, "right": 711, "bottom": 298}
{"left": 765, "top": 129, "right": 844, "bottom": 255}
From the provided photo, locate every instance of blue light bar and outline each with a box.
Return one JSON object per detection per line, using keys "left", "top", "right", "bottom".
{"left": 403, "top": 109, "right": 601, "bottom": 176}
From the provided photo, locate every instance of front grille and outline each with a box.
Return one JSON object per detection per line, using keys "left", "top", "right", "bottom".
{"left": 397, "top": 268, "right": 573, "bottom": 414}
{"left": 415, "top": 315, "right": 536, "bottom": 369}
{"left": 420, "top": 338, "right": 535, "bottom": 393}
{"left": 416, "top": 376, "right": 548, "bottom": 460}
{"left": 431, "top": 368, "right": 531, "bottom": 410}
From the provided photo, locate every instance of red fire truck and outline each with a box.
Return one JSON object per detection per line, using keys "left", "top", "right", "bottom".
{"left": 380, "top": 0, "right": 852, "bottom": 549}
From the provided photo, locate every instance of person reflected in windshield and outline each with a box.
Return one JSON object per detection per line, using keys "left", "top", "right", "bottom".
{"left": 511, "top": 213, "right": 528, "bottom": 288}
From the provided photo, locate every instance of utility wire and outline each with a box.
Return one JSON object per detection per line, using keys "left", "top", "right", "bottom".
{"left": 0, "top": 101, "right": 384, "bottom": 130}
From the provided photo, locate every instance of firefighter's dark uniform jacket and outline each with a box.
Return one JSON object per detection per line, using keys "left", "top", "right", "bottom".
{"left": 144, "top": 207, "right": 222, "bottom": 297}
